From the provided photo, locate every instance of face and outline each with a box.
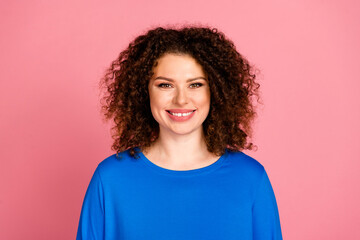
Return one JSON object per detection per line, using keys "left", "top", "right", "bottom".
{"left": 148, "top": 53, "right": 211, "bottom": 137}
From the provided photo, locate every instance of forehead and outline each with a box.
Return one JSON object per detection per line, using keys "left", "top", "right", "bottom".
{"left": 153, "top": 53, "right": 206, "bottom": 78}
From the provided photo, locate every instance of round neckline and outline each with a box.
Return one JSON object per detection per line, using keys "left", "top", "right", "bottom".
{"left": 135, "top": 147, "right": 229, "bottom": 177}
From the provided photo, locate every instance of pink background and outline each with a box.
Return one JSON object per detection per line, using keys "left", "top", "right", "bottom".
{"left": 1, "top": 0, "right": 359, "bottom": 239}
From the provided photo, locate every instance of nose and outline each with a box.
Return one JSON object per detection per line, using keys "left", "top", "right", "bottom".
{"left": 173, "top": 87, "right": 188, "bottom": 105}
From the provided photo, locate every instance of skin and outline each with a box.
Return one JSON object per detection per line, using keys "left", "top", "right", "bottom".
{"left": 143, "top": 53, "right": 220, "bottom": 170}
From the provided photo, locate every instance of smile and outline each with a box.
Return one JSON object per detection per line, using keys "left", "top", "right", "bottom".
{"left": 167, "top": 110, "right": 195, "bottom": 116}
{"left": 165, "top": 109, "right": 196, "bottom": 122}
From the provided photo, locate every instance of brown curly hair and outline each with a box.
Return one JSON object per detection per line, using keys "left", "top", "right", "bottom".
{"left": 100, "top": 25, "right": 260, "bottom": 158}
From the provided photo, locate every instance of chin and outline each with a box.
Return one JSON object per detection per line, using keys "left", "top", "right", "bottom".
{"left": 167, "top": 126, "right": 203, "bottom": 136}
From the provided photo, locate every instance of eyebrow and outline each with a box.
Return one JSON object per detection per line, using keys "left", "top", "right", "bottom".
{"left": 153, "top": 76, "right": 207, "bottom": 82}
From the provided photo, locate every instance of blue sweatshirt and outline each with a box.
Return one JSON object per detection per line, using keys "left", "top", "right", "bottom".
{"left": 77, "top": 148, "right": 282, "bottom": 239}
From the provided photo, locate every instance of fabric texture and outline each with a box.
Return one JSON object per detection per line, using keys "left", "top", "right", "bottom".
{"left": 77, "top": 148, "right": 282, "bottom": 240}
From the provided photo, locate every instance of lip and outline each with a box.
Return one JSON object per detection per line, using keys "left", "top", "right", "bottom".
{"left": 166, "top": 109, "right": 196, "bottom": 122}
{"left": 166, "top": 109, "right": 196, "bottom": 113}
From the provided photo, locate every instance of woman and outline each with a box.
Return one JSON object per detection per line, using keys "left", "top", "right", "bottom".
{"left": 77, "top": 26, "right": 283, "bottom": 239}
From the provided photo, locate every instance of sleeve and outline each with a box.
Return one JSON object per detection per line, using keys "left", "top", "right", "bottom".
{"left": 76, "top": 167, "right": 105, "bottom": 240}
{"left": 252, "top": 169, "right": 283, "bottom": 240}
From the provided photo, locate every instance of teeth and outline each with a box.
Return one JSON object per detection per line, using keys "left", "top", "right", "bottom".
{"left": 169, "top": 111, "right": 194, "bottom": 117}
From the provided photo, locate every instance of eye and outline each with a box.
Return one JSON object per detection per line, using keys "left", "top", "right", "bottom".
{"left": 158, "top": 83, "right": 172, "bottom": 88}
{"left": 189, "top": 83, "right": 203, "bottom": 88}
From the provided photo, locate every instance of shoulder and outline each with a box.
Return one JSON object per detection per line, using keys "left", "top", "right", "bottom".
{"left": 225, "top": 150, "right": 265, "bottom": 179}
{"left": 94, "top": 149, "right": 138, "bottom": 179}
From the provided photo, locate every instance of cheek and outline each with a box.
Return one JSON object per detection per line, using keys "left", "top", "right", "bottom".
{"left": 149, "top": 91, "right": 168, "bottom": 121}
{"left": 149, "top": 96, "right": 160, "bottom": 116}
{"left": 149, "top": 91, "right": 165, "bottom": 109}
{"left": 198, "top": 90, "right": 211, "bottom": 108}
{"left": 148, "top": 90, "right": 157, "bottom": 118}
{"left": 201, "top": 91, "right": 211, "bottom": 117}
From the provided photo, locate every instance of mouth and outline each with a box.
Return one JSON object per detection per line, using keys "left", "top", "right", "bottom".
{"left": 166, "top": 110, "right": 196, "bottom": 117}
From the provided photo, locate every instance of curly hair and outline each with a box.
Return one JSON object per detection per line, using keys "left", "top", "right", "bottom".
{"left": 100, "top": 25, "right": 260, "bottom": 158}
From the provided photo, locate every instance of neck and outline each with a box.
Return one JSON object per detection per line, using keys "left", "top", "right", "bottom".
{"left": 142, "top": 128, "right": 217, "bottom": 169}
